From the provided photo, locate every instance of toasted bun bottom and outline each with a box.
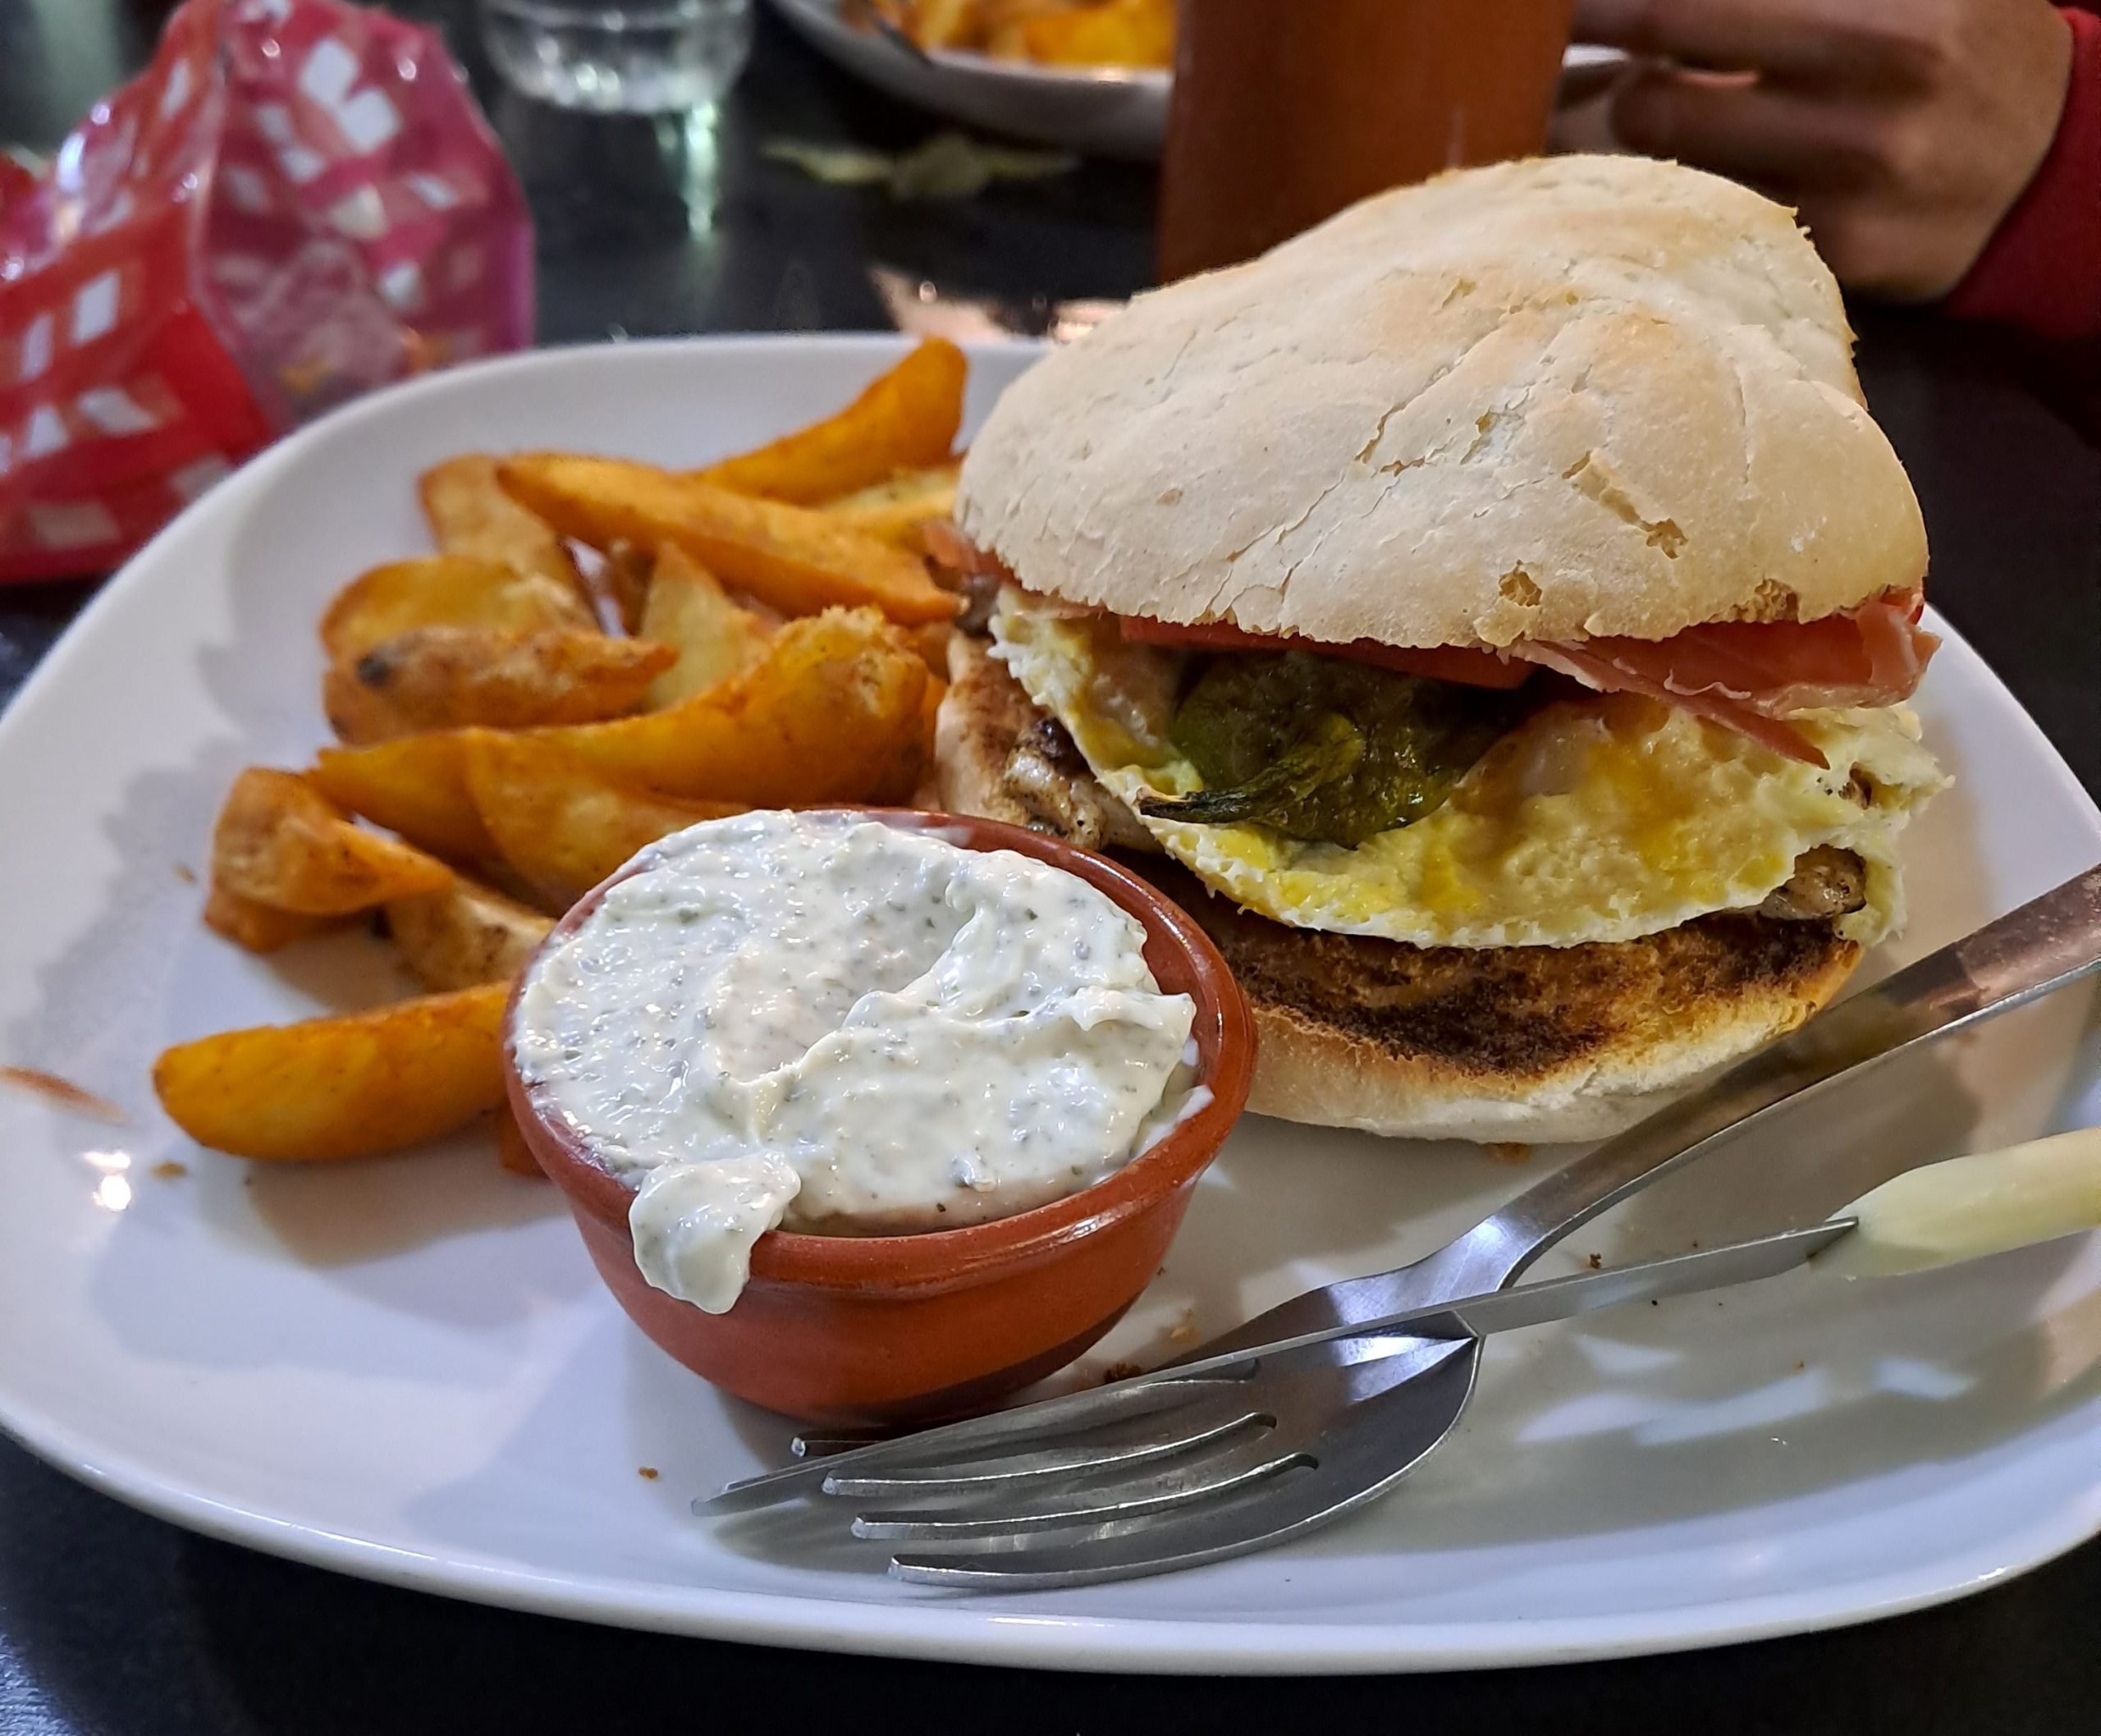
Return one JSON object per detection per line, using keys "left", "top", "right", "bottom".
{"left": 1136, "top": 859, "right": 1860, "bottom": 1145}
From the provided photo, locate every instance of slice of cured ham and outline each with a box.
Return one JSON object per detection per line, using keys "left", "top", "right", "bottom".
{"left": 1512, "top": 597, "right": 1938, "bottom": 767}
{"left": 929, "top": 525, "right": 1934, "bottom": 767}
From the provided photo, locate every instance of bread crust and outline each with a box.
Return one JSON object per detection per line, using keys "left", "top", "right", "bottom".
{"left": 1143, "top": 859, "right": 1861, "bottom": 1144}
{"left": 956, "top": 155, "right": 1926, "bottom": 651}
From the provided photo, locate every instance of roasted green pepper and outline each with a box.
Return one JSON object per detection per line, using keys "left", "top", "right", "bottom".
{"left": 1139, "top": 650, "right": 1534, "bottom": 847}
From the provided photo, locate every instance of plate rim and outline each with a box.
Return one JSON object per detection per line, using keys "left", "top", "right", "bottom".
{"left": 2, "top": 332, "right": 2098, "bottom": 1674}
{"left": 8, "top": 1386, "right": 2098, "bottom": 1674}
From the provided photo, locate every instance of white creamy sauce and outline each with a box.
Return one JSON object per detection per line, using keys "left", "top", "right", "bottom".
{"left": 514, "top": 812, "right": 1197, "bottom": 1312}
{"left": 1822, "top": 1127, "right": 2101, "bottom": 1279}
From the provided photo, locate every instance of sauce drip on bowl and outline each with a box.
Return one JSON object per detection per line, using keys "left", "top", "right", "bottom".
{"left": 513, "top": 811, "right": 1197, "bottom": 1312}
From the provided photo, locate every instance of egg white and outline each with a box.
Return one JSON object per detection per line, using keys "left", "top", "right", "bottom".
{"left": 992, "top": 592, "right": 1947, "bottom": 951}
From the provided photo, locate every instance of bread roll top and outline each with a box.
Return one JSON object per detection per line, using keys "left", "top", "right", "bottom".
{"left": 957, "top": 155, "right": 1926, "bottom": 650}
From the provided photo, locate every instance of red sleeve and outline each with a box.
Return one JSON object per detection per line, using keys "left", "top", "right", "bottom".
{"left": 1943, "top": 8, "right": 2101, "bottom": 343}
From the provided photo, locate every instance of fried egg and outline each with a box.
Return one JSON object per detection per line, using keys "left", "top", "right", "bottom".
{"left": 992, "top": 592, "right": 1946, "bottom": 950}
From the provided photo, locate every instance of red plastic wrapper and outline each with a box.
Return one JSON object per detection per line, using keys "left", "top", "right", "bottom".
{"left": 0, "top": 0, "right": 533, "bottom": 582}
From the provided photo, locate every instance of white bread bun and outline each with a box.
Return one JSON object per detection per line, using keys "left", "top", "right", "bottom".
{"left": 956, "top": 155, "right": 1927, "bottom": 650}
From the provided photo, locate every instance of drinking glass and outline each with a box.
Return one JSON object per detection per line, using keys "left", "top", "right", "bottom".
{"left": 481, "top": 0, "right": 754, "bottom": 114}
{"left": 1159, "top": 0, "right": 1575, "bottom": 282}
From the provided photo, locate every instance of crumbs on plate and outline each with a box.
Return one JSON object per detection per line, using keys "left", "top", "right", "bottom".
{"left": 0, "top": 1066, "right": 127, "bottom": 1124}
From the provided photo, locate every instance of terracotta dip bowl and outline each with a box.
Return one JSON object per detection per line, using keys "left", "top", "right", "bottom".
{"left": 503, "top": 808, "right": 1253, "bottom": 1426}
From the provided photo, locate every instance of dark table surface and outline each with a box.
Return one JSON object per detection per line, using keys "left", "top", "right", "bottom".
{"left": 2, "top": 2, "right": 2097, "bottom": 1730}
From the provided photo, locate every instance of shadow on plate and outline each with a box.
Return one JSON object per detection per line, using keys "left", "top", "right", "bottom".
{"left": 391, "top": 1314, "right": 892, "bottom": 1580}
{"left": 232, "top": 1129, "right": 566, "bottom": 1271}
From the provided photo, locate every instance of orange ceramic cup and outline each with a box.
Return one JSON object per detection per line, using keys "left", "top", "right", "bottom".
{"left": 505, "top": 808, "right": 1254, "bottom": 1425}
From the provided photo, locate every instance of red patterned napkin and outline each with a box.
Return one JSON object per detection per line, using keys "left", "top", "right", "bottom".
{"left": 0, "top": 0, "right": 533, "bottom": 581}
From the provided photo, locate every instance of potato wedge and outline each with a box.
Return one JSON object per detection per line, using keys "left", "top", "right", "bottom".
{"left": 693, "top": 341, "right": 966, "bottom": 504}
{"left": 904, "top": 0, "right": 983, "bottom": 50}
{"left": 638, "top": 543, "right": 771, "bottom": 708}
{"left": 321, "top": 664, "right": 410, "bottom": 748}
{"left": 202, "top": 879, "right": 337, "bottom": 953}
{"left": 536, "top": 607, "right": 930, "bottom": 804}
{"left": 214, "top": 768, "right": 452, "bottom": 915}
{"left": 311, "top": 734, "right": 492, "bottom": 863}
{"left": 821, "top": 461, "right": 960, "bottom": 550}
{"left": 320, "top": 555, "right": 591, "bottom": 665}
{"left": 497, "top": 454, "right": 957, "bottom": 625}
{"left": 496, "top": 1106, "right": 545, "bottom": 1178}
{"left": 1003, "top": 0, "right": 1171, "bottom": 66}
{"left": 461, "top": 731, "right": 740, "bottom": 908}
{"left": 386, "top": 877, "right": 553, "bottom": 991}
{"left": 419, "top": 454, "right": 593, "bottom": 608}
{"left": 325, "top": 625, "right": 674, "bottom": 741}
{"left": 153, "top": 983, "right": 510, "bottom": 1161}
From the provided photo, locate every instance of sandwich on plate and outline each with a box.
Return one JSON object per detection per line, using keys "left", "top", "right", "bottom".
{"left": 931, "top": 153, "right": 1947, "bottom": 1143}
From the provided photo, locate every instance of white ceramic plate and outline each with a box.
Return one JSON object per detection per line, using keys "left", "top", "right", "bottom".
{"left": 1, "top": 337, "right": 2097, "bottom": 1675}
{"left": 767, "top": 0, "right": 1621, "bottom": 162}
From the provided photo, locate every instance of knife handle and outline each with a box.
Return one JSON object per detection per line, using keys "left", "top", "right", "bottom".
{"left": 1820, "top": 1125, "right": 2101, "bottom": 1277}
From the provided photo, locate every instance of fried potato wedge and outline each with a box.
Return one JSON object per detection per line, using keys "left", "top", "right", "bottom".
{"left": 213, "top": 768, "right": 452, "bottom": 915}
{"left": 203, "top": 879, "right": 338, "bottom": 953}
{"left": 325, "top": 625, "right": 674, "bottom": 741}
{"left": 693, "top": 340, "right": 966, "bottom": 504}
{"left": 535, "top": 607, "right": 929, "bottom": 804}
{"left": 311, "top": 734, "right": 492, "bottom": 863}
{"left": 419, "top": 454, "right": 593, "bottom": 607}
{"left": 321, "top": 666, "right": 408, "bottom": 748}
{"left": 462, "top": 731, "right": 741, "bottom": 908}
{"left": 386, "top": 877, "right": 553, "bottom": 991}
{"left": 900, "top": 0, "right": 982, "bottom": 50}
{"left": 497, "top": 455, "right": 957, "bottom": 625}
{"left": 153, "top": 983, "right": 510, "bottom": 1161}
{"left": 496, "top": 1106, "right": 545, "bottom": 1178}
{"left": 993, "top": 0, "right": 1172, "bottom": 66}
{"left": 821, "top": 460, "right": 961, "bottom": 551}
{"left": 321, "top": 555, "right": 591, "bottom": 665}
{"left": 638, "top": 543, "right": 771, "bottom": 708}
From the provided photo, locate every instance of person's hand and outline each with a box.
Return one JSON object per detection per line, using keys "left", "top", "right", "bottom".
{"left": 1570, "top": 0, "right": 2076, "bottom": 300}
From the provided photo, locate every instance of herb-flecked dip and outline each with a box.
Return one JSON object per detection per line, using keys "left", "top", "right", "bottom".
{"left": 513, "top": 812, "right": 1199, "bottom": 1313}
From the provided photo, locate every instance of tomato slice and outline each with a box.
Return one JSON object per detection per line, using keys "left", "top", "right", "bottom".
{"left": 926, "top": 521, "right": 1930, "bottom": 764}
{"left": 1117, "top": 616, "right": 1534, "bottom": 689}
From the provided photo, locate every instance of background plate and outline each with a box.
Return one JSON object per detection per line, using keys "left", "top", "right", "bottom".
{"left": 0, "top": 337, "right": 2096, "bottom": 1674}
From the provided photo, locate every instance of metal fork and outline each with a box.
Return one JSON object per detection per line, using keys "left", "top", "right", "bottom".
{"left": 704, "top": 864, "right": 2101, "bottom": 1587}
